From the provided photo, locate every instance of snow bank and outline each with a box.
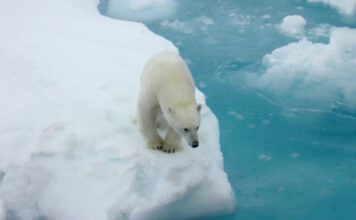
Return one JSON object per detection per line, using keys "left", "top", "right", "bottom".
{"left": 0, "top": 0, "right": 235, "bottom": 219}
{"left": 107, "top": 0, "right": 177, "bottom": 22}
{"left": 308, "top": 0, "right": 356, "bottom": 17}
{"left": 247, "top": 27, "right": 356, "bottom": 108}
{"left": 279, "top": 15, "right": 306, "bottom": 39}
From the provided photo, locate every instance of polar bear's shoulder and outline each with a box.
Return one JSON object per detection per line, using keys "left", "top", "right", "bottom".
{"left": 142, "top": 51, "right": 192, "bottom": 85}
{"left": 146, "top": 51, "right": 183, "bottom": 67}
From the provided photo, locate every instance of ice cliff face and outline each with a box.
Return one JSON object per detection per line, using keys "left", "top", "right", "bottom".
{"left": 0, "top": 0, "right": 235, "bottom": 219}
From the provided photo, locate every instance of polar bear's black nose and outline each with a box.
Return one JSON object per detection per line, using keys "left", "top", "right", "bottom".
{"left": 192, "top": 141, "right": 199, "bottom": 148}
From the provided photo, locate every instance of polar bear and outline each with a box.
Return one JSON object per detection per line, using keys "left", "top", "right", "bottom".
{"left": 137, "top": 51, "right": 201, "bottom": 153}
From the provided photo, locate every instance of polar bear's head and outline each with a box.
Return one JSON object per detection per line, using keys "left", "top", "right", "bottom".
{"left": 164, "top": 103, "right": 202, "bottom": 148}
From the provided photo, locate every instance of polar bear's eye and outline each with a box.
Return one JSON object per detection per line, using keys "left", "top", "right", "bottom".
{"left": 183, "top": 128, "right": 189, "bottom": 132}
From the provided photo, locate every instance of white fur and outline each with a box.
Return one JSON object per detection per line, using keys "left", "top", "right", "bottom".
{"left": 137, "top": 51, "right": 201, "bottom": 153}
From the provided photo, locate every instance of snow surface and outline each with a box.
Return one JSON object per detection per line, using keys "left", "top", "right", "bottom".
{"left": 247, "top": 27, "right": 356, "bottom": 108}
{"left": 279, "top": 15, "right": 306, "bottom": 39}
{"left": 107, "top": 0, "right": 177, "bottom": 22}
{"left": 308, "top": 0, "right": 356, "bottom": 16}
{"left": 0, "top": 199, "right": 5, "bottom": 220}
{"left": 0, "top": 0, "right": 235, "bottom": 219}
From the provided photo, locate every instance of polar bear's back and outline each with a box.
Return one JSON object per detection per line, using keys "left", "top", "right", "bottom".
{"left": 140, "top": 51, "right": 195, "bottom": 98}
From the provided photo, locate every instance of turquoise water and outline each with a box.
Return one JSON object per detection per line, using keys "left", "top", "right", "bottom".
{"left": 99, "top": 1, "right": 356, "bottom": 219}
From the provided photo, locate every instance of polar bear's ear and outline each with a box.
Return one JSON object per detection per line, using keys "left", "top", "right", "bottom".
{"left": 197, "top": 104, "right": 202, "bottom": 112}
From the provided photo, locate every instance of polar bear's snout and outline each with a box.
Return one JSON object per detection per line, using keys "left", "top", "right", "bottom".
{"left": 183, "top": 129, "right": 199, "bottom": 148}
{"left": 192, "top": 140, "right": 199, "bottom": 148}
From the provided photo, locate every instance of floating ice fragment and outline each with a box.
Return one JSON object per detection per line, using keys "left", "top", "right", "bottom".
{"left": 196, "top": 16, "right": 214, "bottom": 25}
{"left": 308, "top": 0, "right": 356, "bottom": 17}
{"left": 262, "top": 14, "right": 271, "bottom": 20}
{"left": 308, "top": 24, "right": 333, "bottom": 39}
{"left": 235, "top": 113, "right": 244, "bottom": 121}
{"left": 160, "top": 19, "right": 193, "bottom": 34}
{"left": 198, "top": 82, "right": 207, "bottom": 88}
{"left": 107, "top": 0, "right": 177, "bottom": 22}
{"left": 247, "top": 123, "right": 256, "bottom": 128}
{"left": 259, "top": 154, "right": 272, "bottom": 161}
{"left": 248, "top": 27, "right": 356, "bottom": 108}
{"left": 228, "top": 111, "right": 236, "bottom": 116}
{"left": 290, "top": 153, "right": 301, "bottom": 158}
{"left": 262, "top": 119, "right": 271, "bottom": 126}
{"left": 279, "top": 15, "right": 306, "bottom": 39}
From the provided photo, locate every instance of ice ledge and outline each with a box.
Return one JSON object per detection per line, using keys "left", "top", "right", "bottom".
{"left": 108, "top": 91, "right": 236, "bottom": 220}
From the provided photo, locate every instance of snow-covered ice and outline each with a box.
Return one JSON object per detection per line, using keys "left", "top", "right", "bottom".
{"left": 308, "top": 0, "right": 356, "bottom": 17}
{"left": 0, "top": 0, "right": 235, "bottom": 219}
{"left": 0, "top": 199, "right": 5, "bottom": 220}
{"left": 279, "top": 15, "right": 306, "bottom": 39}
{"left": 247, "top": 27, "right": 356, "bottom": 108}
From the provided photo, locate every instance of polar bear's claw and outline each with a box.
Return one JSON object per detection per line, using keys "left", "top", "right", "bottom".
{"left": 160, "top": 142, "right": 179, "bottom": 153}
{"left": 148, "top": 139, "right": 164, "bottom": 151}
{"left": 162, "top": 148, "right": 175, "bottom": 153}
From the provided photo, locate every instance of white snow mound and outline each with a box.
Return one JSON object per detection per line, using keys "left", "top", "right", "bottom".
{"left": 0, "top": 0, "right": 235, "bottom": 219}
{"left": 248, "top": 27, "right": 356, "bottom": 108}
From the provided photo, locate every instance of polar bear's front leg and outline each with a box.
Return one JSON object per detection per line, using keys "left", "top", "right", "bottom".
{"left": 138, "top": 105, "right": 163, "bottom": 150}
{"left": 162, "top": 127, "right": 181, "bottom": 153}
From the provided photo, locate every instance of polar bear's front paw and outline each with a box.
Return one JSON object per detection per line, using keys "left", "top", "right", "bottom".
{"left": 161, "top": 141, "right": 180, "bottom": 153}
{"left": 147, "top": 139, "right": 163, "bottom": 150}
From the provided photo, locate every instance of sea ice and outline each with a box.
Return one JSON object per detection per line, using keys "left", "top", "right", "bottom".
{"left": 0, "top": 0, "right": 235, "bottom": 219}
{"left": 279, "top": 15, "right": 306, "bottom": 39}
{"left": 308, "top": 0, "right": 356, "bottom": 17}
{"left": 107, "top": 0, "right": 177, "bottom": 22}
{"left": 247, "top": 27, "right": 356, "bottom": 109}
